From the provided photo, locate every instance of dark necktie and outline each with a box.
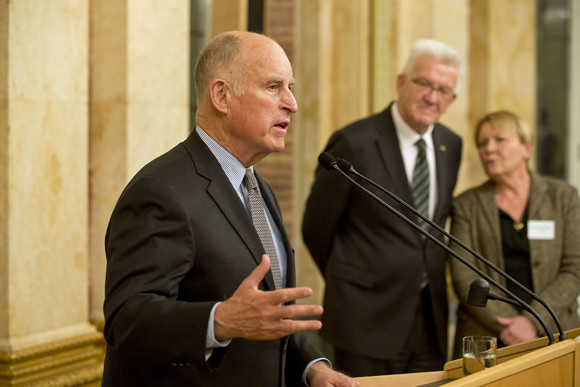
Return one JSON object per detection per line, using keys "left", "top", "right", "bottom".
{"left": 411, "top": 139, "right": 430, "bottom": 287}
{"left": 243, "top": 168, "right": 283, "bottom": 289}
{"left": 411, "top": 138, "right": 430, "bottom": 230}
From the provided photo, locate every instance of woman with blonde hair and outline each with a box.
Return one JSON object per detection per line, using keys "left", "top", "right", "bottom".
{"left": 449, "top": 110, "right": 580, "bottom": 358}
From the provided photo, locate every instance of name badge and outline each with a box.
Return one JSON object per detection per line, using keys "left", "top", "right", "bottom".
{"left": 527, "top": 220, "right": 555, "bottom": 240}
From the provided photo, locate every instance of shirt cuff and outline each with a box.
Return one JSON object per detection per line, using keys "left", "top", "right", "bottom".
{"left": 205, "top": 302, "right": 232, "bottom": 360}
{"left": 302, "top": 358, "right": 332, "bottom": 386}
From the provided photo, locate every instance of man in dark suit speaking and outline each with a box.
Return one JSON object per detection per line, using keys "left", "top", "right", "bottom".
{"left": 102, "top": 31, "right": 358, "bottom": 387}
{"left": 302, "top": 39, "right": 464, "bottom": 377}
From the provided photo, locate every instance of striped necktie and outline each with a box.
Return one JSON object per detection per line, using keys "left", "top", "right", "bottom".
{"left": 411, "top": 138, "right": 429, "bottom": 230}
{"left": 243, "top": 168, "right": 283, "bottom": 289}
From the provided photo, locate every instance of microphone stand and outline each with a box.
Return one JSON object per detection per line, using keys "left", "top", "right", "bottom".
{"left": 318, "top": 153, "right": 556, "bottom": 345}
{"left": 335, "top": 157, "right": 567, "bottom": 341}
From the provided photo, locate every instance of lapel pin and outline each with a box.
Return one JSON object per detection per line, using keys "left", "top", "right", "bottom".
{"left": 439, "top": 145, "right": 447, "bottom": 152}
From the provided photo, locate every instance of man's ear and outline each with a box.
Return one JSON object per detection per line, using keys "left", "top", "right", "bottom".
{"left": 209, "top": 79, "right": 229, "bottom": 114}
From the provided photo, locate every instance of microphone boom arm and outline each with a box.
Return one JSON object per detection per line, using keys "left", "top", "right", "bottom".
{"left": 322, "top": 155, "right": 556, "bottom": 345}
{"left": 337, "top": 158, "right": 567, "bottom": 341}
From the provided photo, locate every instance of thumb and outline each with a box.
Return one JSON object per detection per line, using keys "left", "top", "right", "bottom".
{"left": 496, "top": 316, "right": 512, "bottom": 326}
{"left": 239, "top": 254, "right": 271, "bottom": 289}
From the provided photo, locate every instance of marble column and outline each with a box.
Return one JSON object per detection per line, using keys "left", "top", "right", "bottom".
{"left": 89, "top": 0, "right": 191, "bottom": 325}
{"left": 0, "top": 0, "right": 102, "bottom": 385}
{"left": 211, "top": 0, "right": 248, "bottom": 36}
{"left": 469, "top": 0, "right": 536, "bottom": 173}
{"left": 293, "top": 0, "right": 371, "bottom": 303}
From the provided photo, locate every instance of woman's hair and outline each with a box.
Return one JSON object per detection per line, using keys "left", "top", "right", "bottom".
{"left": 474, "top": 110, "right": 533, "bottom": 146}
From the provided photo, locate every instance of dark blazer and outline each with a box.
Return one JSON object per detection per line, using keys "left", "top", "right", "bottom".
{"left": 102, "top": 129, "right": 323, "bottom": 386}
{"left": 302, "top": 103, "right": 462, "bottom": 360}
{"left": 450, "top": 173, "right": 580, "bottom": 358}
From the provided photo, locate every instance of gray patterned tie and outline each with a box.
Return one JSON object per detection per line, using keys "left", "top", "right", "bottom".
{"left": 411, "top": 138, "right": 430, "bottom": 230}
{"left": 243, "top": 168, "right": 283, "bottom": 289}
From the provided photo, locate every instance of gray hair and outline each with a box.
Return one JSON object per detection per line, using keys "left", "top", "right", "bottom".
{"left": 402, "top": 38, "right": 465, "bottom": 92}
{"left": 194, "top": 31, "right": 248, "bottom": 100}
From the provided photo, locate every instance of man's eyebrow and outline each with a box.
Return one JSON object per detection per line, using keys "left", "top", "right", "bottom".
{"left": 265, "top": 78, "right": 296, "bottom": 87}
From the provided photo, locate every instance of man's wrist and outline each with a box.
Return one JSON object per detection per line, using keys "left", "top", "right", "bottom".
{"left": 303, "top": 358, "right": 331, "bottom": 386}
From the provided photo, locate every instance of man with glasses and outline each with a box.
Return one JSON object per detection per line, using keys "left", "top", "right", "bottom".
{"left": 302, "top": 39, "right": 464, "bottom": 376}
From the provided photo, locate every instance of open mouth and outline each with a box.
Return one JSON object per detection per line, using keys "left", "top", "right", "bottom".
{"left": 275, "top": 122, "right": 289, "bottom": 129}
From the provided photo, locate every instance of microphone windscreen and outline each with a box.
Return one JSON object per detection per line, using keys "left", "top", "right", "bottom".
{"left": 467, "top": 278, "right": 491, "bottom": 307}
{"left": 318, "top": 152, "right": 337, "bottom": 170}
{"left": 337, "top": 158, "right": 353, "bottom": 173}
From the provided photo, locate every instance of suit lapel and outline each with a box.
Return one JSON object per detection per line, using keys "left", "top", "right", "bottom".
{"left": 183, "top": 131, "right": 277, "bottom": 290}
{"left": 375, "top": 106, "right": 416, "bottom": 217}
{"left": 474, "top": 181, "right": 505, "bottom": 271}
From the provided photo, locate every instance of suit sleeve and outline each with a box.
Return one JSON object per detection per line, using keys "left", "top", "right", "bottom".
{"left": 527, "top": 184, "right": 580, "bottom": 334}
{"left": 301, "top": 131, "right": 355, "bottom": 275}
{"left": 449, "top": 195, "right": 520, "bottom": 334}
{"left": 103, "top": 175, "right": 224, "bottom": 370}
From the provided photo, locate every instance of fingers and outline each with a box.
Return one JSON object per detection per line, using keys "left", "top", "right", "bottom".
{"left": 269, "top": 286, "right": 314, "bottom": 305}
{"left": 275, "top": 303, "right": 323, "bottom": 320}
{"left": 496, "top": 316, "right": 511, "bottom": 326}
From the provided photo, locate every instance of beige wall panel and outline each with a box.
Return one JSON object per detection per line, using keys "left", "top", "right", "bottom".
{"left": 293, "top": 0, "right": 327, "bottom": 302}
{"left": 127, "top": 0, "right": 190, "bottom": 106}
{"left": 127, "top": 105, "right": 190, "bottom": 178}
{"left": 468, "top": 0, "right": 536, "bottom": 187}
{"left": 293, "top": 0, "right": 371, "bottom": 303}
{"left": 211, "top": 0, "right": 248, "bottom": 37}
{"left": 398, "top": 0, "right": 434, "bottom": 59}
{"left": 488, "top": 0, "right": 536, "bottom": 124}
{"left": 0, "top": 0, "right": 9, "bottom": 340}
{"left": 89, "top": 0, "right": 190, "bottom": 322}
{"left": 370, "top": 0, "right": 398, "bottom": 112}
{"left": 327, "top": 0, "right": 370, "bottom": 131}
{"left": 126, "top": 0, "right": 190, "bottom": 176}
{"left": 0, "top": 0, "right": 94, "bottom": 352}
{"left": 89, "top": 0, "right": 128, "bottom": 323}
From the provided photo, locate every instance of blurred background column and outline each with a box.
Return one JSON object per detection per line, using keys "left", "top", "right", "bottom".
{"left": 469, "top": 0, "right": 536, "bottom": 170}
{"left": 293, "top": 0, "right": 371, "bottom": 304}
{"left": 0, "top": 0, "right": 103, "bottom": 384}
{"left": 89, "top": 0, "right": 191, "bottom": 329}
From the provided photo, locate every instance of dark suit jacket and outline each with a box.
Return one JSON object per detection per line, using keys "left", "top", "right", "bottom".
{"left": 302, "top": 103, "right": 462, "bottom": 360}
{"left": 102, "top": 129, "right": 323, "bottom": 386}
{"left": 450, "top": 173, "right": 580, "bottom": 358}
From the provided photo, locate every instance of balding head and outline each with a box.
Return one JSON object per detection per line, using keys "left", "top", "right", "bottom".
{"left": 194, "top": 31, "right": 280, "bottom": 103}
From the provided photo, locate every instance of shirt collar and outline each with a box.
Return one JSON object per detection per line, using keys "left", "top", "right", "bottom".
{"left": 195, "top": 126, "right": 249, "bottom": 188}
{"left": 392, "top": 101, "right": 435, "bottom": 148}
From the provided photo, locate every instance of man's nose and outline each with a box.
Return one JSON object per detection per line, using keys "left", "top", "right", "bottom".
{"left": 282, "top": 89, "right": 298, "bottom": 113}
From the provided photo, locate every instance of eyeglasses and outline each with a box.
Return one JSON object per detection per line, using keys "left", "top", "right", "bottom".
{"left": 410, "top": 78, "right": 455, "bottom": 100}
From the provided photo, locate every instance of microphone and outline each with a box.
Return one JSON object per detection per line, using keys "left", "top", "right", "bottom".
{"left": 334, "top": 155, "right": 567, "bottom": 342}
{"left": 318, "top": 152, "right": 557, "bottom": 345}
{"left": 468, "top": 278, "right": 520, "bottom": 308}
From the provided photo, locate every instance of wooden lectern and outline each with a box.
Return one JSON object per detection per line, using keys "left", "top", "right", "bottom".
{"left": 355, "top": 328, "right": 580, "bottom": 386}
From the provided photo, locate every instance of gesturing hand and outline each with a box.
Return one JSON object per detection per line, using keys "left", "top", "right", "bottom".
{"left": 497, "top": 315, "right": 538, "bottom": 345}
{"left": 214, "top": 255, "right": 323, "bottom": 341}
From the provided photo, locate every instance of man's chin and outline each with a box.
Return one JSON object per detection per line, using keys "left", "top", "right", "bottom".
{"left": 270, "top": 141, "right": 285, "bottom": 153}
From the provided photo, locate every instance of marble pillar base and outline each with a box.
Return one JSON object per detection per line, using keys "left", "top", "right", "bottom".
{"left": 0, "top": 332, "right": 104, "bottom": 386}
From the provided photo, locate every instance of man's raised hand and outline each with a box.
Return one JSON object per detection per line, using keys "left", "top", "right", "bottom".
{"left": 214, "top": 255, "right": 323, "bottom": 341}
